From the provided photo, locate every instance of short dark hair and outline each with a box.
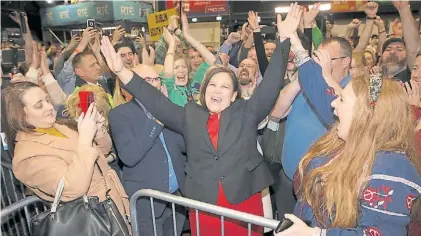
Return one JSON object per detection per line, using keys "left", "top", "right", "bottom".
{"left": 72, "top": 49, "right": 94, "bottom": 69}
{"left": 321, "top": 37, "right": 353, "bottom": 60}
{"left": 114, "top": 42, "right": 135, "bottom": 54}
{"left": 199, "top": 66, "right": 241, "bottom": 110}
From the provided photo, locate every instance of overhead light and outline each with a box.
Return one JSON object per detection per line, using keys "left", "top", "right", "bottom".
{"left": 46, "top": 0, "right": 53, "bottom": 3}
{"left": 310, "top": 3, "right": 331, "bottom": 11}
{"left": 216, "top": 16, "right": 222, "bottom": 21}
{"left": 192, "top": 18, "right": 198, "bottom": 22}
{"left": 275, "top": 6, "right": 289, "bottom": 13}
{"left": 101, "top": 27, "right": 117, "bottom": 30}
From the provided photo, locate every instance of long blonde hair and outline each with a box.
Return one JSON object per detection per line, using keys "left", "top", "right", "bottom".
{"left": 64, "top": 85, "right": 112, "bottom": 125}
{"left": 297, "top": 77, "right": 421, "bottom": 228}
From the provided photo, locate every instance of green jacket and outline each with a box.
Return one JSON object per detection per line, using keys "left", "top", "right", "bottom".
{"left": 161, "top": 62, "right": 210, "bottom": 107}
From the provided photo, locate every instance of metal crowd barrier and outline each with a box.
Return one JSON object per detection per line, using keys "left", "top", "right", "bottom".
{"left": 1, "top": 162, "right": 49, "bottom": 236}
{"left": 130, "top": 189, "right": 280, "bottom": 236}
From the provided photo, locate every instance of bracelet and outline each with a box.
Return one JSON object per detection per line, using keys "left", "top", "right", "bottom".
{"left": 366, "top": 16, "right": 376, "bottom": 20}
{"left": 378, "top": 30, "right": 386, "bottom": 34}
{"left": 174, "top": 28, "right": 182, "bottom": 36}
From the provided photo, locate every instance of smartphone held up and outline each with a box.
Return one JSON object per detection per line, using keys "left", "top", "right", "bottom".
{"left": 78, "top": 91, "right": 95, "bottom": 115}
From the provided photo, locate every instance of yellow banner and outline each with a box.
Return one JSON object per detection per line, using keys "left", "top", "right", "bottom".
{"left": 147, "top": 8, "right": 178, "bottom": 41}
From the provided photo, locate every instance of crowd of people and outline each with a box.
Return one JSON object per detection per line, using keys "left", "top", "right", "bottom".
{"left": 1, "top": 1, "right": 421, "bottom": 236}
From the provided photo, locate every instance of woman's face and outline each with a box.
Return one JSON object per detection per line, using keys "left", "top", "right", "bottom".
{"left": 174, "top": 58, "right": 189, "bottom": 86}
{"left": 205, "top": 72, "right": 237, "bottom": 114}
{"left": 23, "top": 87, "right": 56, "bottom": 129}
{"left": 411, "top": 56, "right": 421, "bottom": 84}
{"left": 331, "top": 83, "right": 357, "bottom": 141}
{"left": 364, "top": 52, "right": 375, "bottom": 69}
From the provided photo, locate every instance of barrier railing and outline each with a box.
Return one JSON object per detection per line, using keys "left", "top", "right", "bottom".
{"left": 130, "top": 189, "right": 280, "bottom": 236}
{"left": 1, "top": 162, "right": 49, "bottom": 236}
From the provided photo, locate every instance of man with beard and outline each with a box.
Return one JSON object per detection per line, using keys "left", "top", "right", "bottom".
{"left": 379, "top": 38, "right": 410, "bottom": 83}
{"left": 237, "top": 58, "right": 259, "bottom": 99}
{"left": 379, "top": 1, "right": 421, "bottom": 83}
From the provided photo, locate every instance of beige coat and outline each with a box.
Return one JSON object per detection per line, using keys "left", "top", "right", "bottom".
{"left": 12, "top": 123, "right": 130, "bottom": 221}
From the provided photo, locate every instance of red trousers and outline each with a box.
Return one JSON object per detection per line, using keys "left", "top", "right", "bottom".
{"left": 189, "top": 182, "right": 263, "bottom": 236}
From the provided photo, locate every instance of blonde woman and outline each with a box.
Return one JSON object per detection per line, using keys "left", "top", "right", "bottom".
{"left": 275, "top": 76, "right": 421, "bottom": 236}
{"left": 65, "top": 85, "right": 117, "bottom": 165}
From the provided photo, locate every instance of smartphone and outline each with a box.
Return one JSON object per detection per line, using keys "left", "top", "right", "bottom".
{"left": 87, "top": 19, "right": 95, "bottom": 28}
{"left": 274, "top": 218, "right": 312, "bottom": 233}
{"left": 78, "top": 91, "right": 94, "bottom": 115}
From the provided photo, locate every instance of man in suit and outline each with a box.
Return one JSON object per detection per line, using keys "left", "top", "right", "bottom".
{"left": 109, "top": 64, "right": 186, "bottom": 236}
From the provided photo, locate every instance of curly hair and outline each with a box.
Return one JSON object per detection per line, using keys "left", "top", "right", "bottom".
{"left": 64, "top": 85, "right": 111, "bottom": 125}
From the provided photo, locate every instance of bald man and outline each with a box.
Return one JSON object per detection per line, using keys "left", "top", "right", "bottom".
{"left": 109, "top": 64, "right": 186, "bottom": 236}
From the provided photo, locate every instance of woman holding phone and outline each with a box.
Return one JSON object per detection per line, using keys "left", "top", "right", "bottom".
{"left": 2, "top": 82, "right": 130, "bottom": 230}
{"left": 101, "top": 3, "right": 302, "bottom": 235}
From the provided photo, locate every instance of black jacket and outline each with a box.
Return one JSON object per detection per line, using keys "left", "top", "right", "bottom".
{"left": 122, "top": 39, "right": 291, "bottom": 204}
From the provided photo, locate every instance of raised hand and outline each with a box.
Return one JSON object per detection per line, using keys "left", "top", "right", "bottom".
{"left": 136, "top": 34, "right": 147, "bottom": 47}
{"left": 40, "top": 51, "right": 51, "bottom": 77}
{"left": 67, "top": 34, "right": 81, "bottom": 50}
{"left": 9, "top": 73, "right": 27, "bottom": 83}
{"left": 391, "top": 18, "right": 403, "bottom": 37}
{"left": 89, "top": 34, "right": 101, "bottom": 55}
{"left": 374, "top": 16, "right": 385, "bottom": 29}
{"left": 218, "top": 52, "right": 230, "bottom": 67}
{"left": 168, "top": 15, "right": 180, "bottom": 31}
{"left": 163, "top": 27, "right": 176, "bottom": 46}
{"left": 100, "top": 36, "right": 124, "bottom": 73}
{"left": 142, "top": 46, "right": 156, "bottom": 66}
{"left": 226, "top": 32, "right": 241, "bottom": 44}
{"left": 248, "top": 11, "right": 260, "bottom": 31}
{"left": 392, "top": 0, "right": 410, "bottom": 11}
{"left": 313, "top": 49, "right": 333, "bottom": 78}
{"left": 77, "top": 103, "right": 99, "bottom": 146}
{"left": 112, "top": 26, "right": 125, "bottom": 45}
{"left": 30, "top": 41, "right": 40, "bottom": 70}
{"left": 277, "top": 2, "right": 303, "bottom": 39}
{"left": 303, "top": 2, "right": 320, "bottom": 28}
{"left": 9, "top": 12, "right": 27, "bottom": 26}
{"left": 365, "top": 1, "right": 379, "bottom": 18}
{"left": 81, "top": 27, "right": 96, "bottom": 46}
{"left": 181, "top": 12, "right": 190, "bottom": 37}
{"left": 369, "top": 65, "right": 381, "bottom": 75}
{"left": 348, "top": 19, "right": 361, "bottom": 29}
{"left": 404, "top": 80, "right": 421, "bottom": 108}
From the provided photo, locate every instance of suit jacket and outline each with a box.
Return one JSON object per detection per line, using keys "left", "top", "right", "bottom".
{"left": 109, "top": 100, "right": 186, "bottom": 216}
{"left": 122, "top": 39, "right": 291, "bottom": 204}
{"left": 12, "top": 124, "right": 130, "bottom": 218}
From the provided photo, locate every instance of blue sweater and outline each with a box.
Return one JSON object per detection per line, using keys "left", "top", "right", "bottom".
{"left": 282, "top": 60, "right": 351, "bottom": 180}
{"left": 294, "top": 152, "right": 421, "bottom": 236}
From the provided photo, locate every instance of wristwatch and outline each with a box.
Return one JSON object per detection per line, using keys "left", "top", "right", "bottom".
{"left": 174, "top": 28, "right": 182, "bottom": 36}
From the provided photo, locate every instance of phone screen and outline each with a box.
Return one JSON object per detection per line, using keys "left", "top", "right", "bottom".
{"left": 78, "top": 91, "right": 94, "bottom": 114}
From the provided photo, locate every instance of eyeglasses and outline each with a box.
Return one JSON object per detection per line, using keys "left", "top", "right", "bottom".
{"left": 144, "top": 77, "right": 162, "bottom": 83}
{"left": 331, "top": 56, "right": 347, "bottom": 61}
{"left": 239, "top": 64, "right": 256, "bottom": 69}
{"left": 312, "top": 52, "right": 347, "bottom": 61}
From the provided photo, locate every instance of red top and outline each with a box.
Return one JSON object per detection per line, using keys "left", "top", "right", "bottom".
{"left": 207, "top": 113, "right": 220, "bottom": 150}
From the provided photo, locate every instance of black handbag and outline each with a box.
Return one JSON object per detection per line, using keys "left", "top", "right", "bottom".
{"left": 31, "top": 165, "right": 130, "bottom": 236}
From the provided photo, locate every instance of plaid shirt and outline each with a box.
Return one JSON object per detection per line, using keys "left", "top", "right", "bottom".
{"left": 155, "top": 33, "right": 189, "bottom": 65}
